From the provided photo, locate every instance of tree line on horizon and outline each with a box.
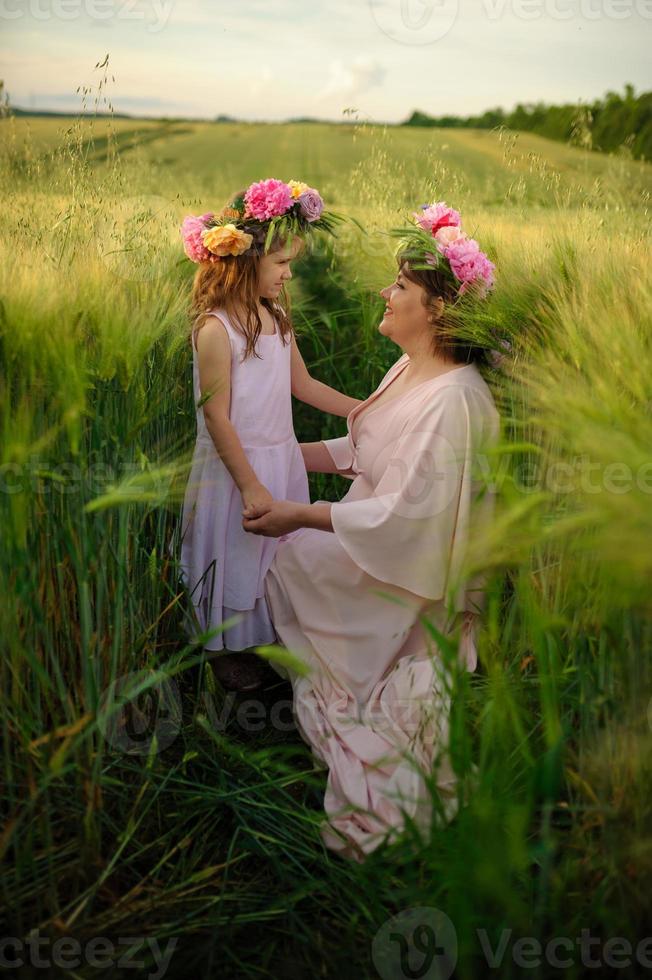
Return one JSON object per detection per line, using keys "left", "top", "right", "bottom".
{"left": 3, "top": 79, "right": 650, "bottom": 163}
{"left": 404, "top": 84, "right": 651, "bottom": 161}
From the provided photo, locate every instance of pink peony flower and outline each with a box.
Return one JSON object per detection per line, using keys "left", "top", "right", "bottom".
{"left": 181, "top": 213, "right": 218, "bottom": 263}
{"left": 434, "top": 225, "right": 466, "bottom": 250}
{"left": 298, "top": 187, "right": 323, "bottom": 222}
{"left": 445, "top": 238, "right": 494, "bottom": 296}
{"left": 414, "top": 201, "right": 462, "bottom": 236}
{"left": 244, "top": 179, "right": 293, "bottom": 221}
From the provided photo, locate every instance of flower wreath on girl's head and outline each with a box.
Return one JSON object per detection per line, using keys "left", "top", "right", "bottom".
{"left": 181, "top": 178, "right": 341, "bottom": 263}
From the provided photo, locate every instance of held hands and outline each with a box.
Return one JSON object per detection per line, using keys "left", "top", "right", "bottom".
{"left": 242, "top": 499, "right": 302, "bottom": 538}
{"left": 241, "top": 482, "right": 274, "bottom": 517}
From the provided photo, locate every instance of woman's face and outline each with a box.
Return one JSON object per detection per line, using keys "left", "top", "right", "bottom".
{"left": 379, "top": 265, "right": 432, "bottom": 348}
{"left": 257, "top": 238, "right": 301, "bottom": 300}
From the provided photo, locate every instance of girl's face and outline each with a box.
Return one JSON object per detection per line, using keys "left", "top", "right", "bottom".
{"left": 257, "top": 238, "right": 301, "bottom": 301}
{"left": 378, "top": 265, "right": 432, "bottom": 348}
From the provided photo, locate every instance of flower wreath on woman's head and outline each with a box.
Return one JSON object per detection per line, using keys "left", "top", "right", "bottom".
{"left": 392, "top": 201, "right": 512, "bottom": 370}
{"left": 181, "top": 178, "right": 342, "bottom": 263}
{"left": 393, "top": 201, "right": 496, "bottom": 300}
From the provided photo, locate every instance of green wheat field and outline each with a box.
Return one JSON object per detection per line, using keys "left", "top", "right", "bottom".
{"left": 1, "top": 99, "right": 651, "bottom": 979}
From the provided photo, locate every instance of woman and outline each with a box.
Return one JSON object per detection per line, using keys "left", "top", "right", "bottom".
{"left": 242, "top": 206, "right": 500, "bottom": 861}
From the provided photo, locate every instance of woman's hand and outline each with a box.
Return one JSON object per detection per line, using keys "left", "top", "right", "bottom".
{"left": 241, "top": 481, "right": 274, "bottom": 516}
{"left": 242, "top": 500, "right": 303, "bottom": 537}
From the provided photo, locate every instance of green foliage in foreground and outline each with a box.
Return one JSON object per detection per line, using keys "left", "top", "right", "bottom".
{"left": 0, "top": 111, "right": 651, "bottom": 979}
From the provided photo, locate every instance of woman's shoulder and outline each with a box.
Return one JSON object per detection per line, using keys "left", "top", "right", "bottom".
{"left": 399, "top": 364, "right": 497, "bottom": 419}
{"left": 427, "top": 365, "right": 501, "bottom": 432}
{"left": 433, "top": 363, "right": 495, "bottom": 398}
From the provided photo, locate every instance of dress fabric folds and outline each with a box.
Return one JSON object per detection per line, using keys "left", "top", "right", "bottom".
{"left": 264, "top": 355, "right": 500, "bottom": 860}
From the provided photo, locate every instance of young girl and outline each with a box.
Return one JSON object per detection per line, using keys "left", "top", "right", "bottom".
{"left": 178, "top": 179, "right": 360, "bottom": 692}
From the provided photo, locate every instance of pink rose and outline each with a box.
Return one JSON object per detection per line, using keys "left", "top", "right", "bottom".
{"left": 244, "top": 179, "right": 293, "bottom": 221}
{"left": 414, "top": 202, "right": 462, "bottom": 236}
{"left": 181, "top": 214, "right": 218, "bottom": 263}
{"left": 298, "top": 188, "right": 323, "bottom": 222}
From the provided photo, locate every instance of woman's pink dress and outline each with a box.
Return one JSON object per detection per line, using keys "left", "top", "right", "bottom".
{"left": 264, "top": 354, "right": 500, "bottom": 861}
{"left": 179, "top": 308, "right": 309, "bottom": 651}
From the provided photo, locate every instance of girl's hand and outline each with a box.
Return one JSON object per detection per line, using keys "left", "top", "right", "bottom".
{"left": 241, "top": 483, "right": 274, "bottom": 519}
{"left": 242, "top": 500, "right": 302, "bottom": 538}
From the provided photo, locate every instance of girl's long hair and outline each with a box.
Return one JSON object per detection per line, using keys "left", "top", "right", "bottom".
{"left": 189, "top": 192, "right": 296, "bottom": 361}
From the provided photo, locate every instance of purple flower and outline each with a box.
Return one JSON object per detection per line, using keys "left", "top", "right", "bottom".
{"left": 297, "top": 188, "right": 324, "bottom": 223}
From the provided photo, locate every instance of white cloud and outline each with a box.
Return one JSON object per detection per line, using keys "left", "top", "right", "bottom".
{"left": 317, "top": 56, "right": 386, "bottom": 102}
{"left": 248, "top": 66, "right": 274, "bottom": 99}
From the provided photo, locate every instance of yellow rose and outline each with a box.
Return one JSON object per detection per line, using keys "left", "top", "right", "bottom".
{"left": 288, "top": 179, "right": 309, "bottom": 200}
{"left": 202, "top": 223, "right": 253, "bottom": 257}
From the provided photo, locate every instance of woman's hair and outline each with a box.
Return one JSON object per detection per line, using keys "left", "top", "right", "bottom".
{"left": 398, "top": 256, "right": 490, "bottom": 368}
{"left": 189, "top": 191, "right": 299, "bottom": 361}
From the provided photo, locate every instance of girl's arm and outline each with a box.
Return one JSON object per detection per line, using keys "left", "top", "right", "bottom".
{"left": 195, "top": 317, "right": 272, "bottom": 510}
{"left": 290, "top": 335, "right": 362, "bottom": 418}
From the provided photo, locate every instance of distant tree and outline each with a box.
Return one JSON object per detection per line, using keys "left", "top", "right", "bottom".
{"left": 404, "top": 110, "right": 438, "bottom": 127}
{"left": 401, "top": 85, "right": 651, "bottom": 161}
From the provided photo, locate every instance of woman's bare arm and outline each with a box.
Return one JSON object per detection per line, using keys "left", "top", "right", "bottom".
{"left": 300, "top": 441, "right": 341, "bottom": 473}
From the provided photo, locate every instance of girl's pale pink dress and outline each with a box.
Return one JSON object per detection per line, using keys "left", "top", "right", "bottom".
{"left": 179, "top": 308, "right": 309, "bottom": 651}
{"left": 263, "top": 354, "right": 500, "bottom": 861}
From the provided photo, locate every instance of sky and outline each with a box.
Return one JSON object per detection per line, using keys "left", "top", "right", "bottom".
{"left": 1, "top": 0, "right": 651, "bottom": 122}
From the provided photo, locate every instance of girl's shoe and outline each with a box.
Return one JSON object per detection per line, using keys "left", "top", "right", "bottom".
{"left": 211, "top": 651, "right": 270, "bottom": 693}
